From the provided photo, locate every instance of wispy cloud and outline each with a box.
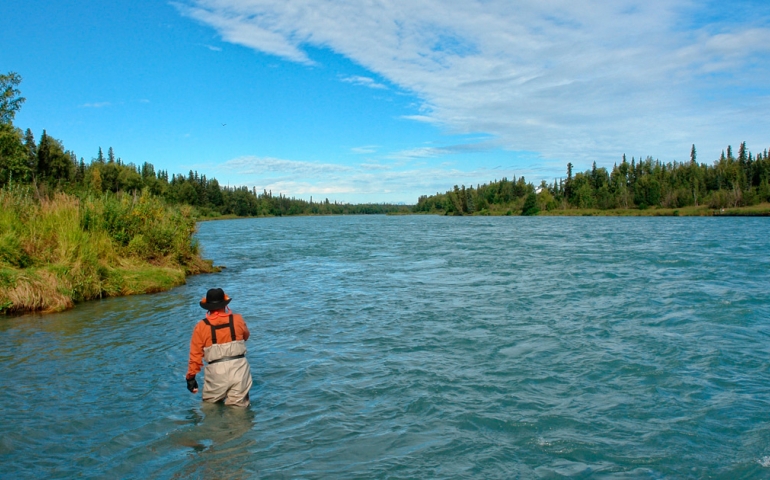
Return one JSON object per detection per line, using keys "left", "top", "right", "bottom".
{"left": 360, "top": 162, "right": 391, "bottom": 171}
{"left": 351, "top": 145, "right": 379, "bottom": 154}
{"left": 247, "top": 165, "right": 476, "bottom": 200}
{"left": 340, "top": 75, "right": 387, "bottom": 89}
{"left": 223, "top": 156, "right": 352, "bottom": 176}
{"left": 216, "top": 152, "right": 542, "bottom": 203}
{"left": 401, "top": 115, "right": 438, "bottom": 124}
{"left": 390, "top": 146, "right": 450, "bottom": 159}
{"left": 389, "top": 141, "right": 497, "bottom": 160}
{"left": 177, "top": 0, "right": 770, "bottom": 169}
{"left": 254, "top": 180, "right": 357, "bottom": 196}
{"left": 80, "top": 102, "right": 111, "bottom": 108}
{"left": 174, "top": 1, "right": 316, "bottom": 64}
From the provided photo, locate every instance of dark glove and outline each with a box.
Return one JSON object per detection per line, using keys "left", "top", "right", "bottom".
{"left": 186, "top": 376, "right": 198, "bottom": 393}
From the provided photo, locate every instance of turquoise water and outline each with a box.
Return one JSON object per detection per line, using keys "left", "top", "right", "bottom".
{"left": 2, "top": 216, "right": 770, "bottom": 478}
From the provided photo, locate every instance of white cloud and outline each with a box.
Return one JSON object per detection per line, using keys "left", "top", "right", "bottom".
{"left": 390, "top": 146, "right": 451, "bottom": 159}
{"left": 389, "top": 141, "right": 497, "bottom": 160}
{"left": 174, "top": 1, "right": 315, "bottom": 64}
{"left": 80, "top": 102, "right": 111, "bottom": 108}
{"left": 223, "top": 156, "right": 351, "bottom": 176}
{"left": 216, "top": 153, "right": 543, "bottom": 203}
{"left": 360, "top": 162, "right": 390, "bottom": 171}
{"left": 350, "top": 145, "right": 379, "bottom": 154}
{"left": 178, "top": 0, "right": 770, "bottom": 172}
{"left": 340, "top": 75, "right": 387, "bottom": 89}
{"left": 402, "top": 115, "right": 438, "bottom": 124}
{"left": 256, "top": 180, "right": 358, "bottom": 196}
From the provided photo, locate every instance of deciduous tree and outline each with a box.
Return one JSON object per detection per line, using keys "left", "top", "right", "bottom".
{"left": 0, "top": 72, "right": 25, "bottom": 124}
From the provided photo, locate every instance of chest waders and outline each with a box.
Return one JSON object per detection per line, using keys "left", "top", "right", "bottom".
{"left": 201, "top": 314, "right": 252, "bottom": 407}
{"left": 202, "top": 314, "right": 245, "bottom": 364}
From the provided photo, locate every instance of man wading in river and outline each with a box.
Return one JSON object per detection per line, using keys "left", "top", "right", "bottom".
{"left": 186, "top": 288, "right": 253, "bottom": 407}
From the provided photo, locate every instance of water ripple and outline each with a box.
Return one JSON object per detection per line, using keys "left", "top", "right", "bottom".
{"left": 2, "top": 216, "right": 770, "bottom": 478}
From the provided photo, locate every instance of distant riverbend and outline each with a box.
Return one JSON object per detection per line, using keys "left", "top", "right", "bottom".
{"left": 2, "top": 215, "right": 770, "bottom": 478}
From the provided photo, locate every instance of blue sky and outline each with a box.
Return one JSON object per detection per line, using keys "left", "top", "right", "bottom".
{"left": 2, "top": 0, "right": 769, "bottom": 203}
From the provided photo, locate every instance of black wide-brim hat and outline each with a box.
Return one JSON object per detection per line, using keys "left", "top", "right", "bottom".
{"left": 200, "top": 288, "right": 232, "bottom": 311}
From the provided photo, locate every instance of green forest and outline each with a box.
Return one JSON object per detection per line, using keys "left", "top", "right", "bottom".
{"left": 414, "top": 145, "right": 770, "bottom": 216}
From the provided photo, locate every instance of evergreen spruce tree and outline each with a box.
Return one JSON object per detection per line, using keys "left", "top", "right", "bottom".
{"left": 23, "top": 128, "right": 37, "bottom": 176}
{"left": 76, "top": 158, "right": 86, "bottom": 184}
{"left": 36, "top": 130, "right": 51, "bottom": 179}
{"left": 36, "top": 130, "right": 71, "bottom": 183}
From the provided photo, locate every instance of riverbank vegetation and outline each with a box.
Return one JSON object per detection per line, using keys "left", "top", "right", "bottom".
{"left": 414, "top": 145, "right": 770, "bottom": 216}
{"left": 0, "top": 187, "right": 217, "bottom": 313}
{"left": 1, "top": 72, "right": 217, "bottom": 313}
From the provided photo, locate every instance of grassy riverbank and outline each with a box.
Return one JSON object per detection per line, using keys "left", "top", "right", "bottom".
{"left": 0, "top": 187, "right": 218, "bottom": 314}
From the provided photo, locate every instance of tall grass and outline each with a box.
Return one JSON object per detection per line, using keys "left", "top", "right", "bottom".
{"left": 0, "top": 187, "right": 218, "bottom": 314}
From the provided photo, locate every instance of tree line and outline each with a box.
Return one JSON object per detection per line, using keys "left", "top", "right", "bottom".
{"left": 0, "top": 72, "right": 408, "bottom": 217}
{"left": 414, "top": 144, "right": 770, "bottom": 215}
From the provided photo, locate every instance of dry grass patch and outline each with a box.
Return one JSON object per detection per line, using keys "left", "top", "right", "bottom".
{"left": 2, "top": 269, "right": 74, "bottom": 313}
{"left": 0, "top": 188, "right": 219, "bottom": 314}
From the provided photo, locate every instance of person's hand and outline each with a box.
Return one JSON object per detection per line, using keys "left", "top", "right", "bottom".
{"left": 186, "top": 376, "right": 199, "bottom": 393}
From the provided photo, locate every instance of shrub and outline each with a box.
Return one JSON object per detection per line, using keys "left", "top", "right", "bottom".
{"left": 522, "top": 192, "right": 540, "bottom": 216}
{"left": 0, "top": 187, "right": 217, "bottom": 313}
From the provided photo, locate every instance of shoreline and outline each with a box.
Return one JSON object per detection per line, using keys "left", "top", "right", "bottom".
{"left": 196, "top": 202, "right": 770, "bottom": 219}
{"left": 1, "top": 257, "right": 221, "bottom": 316}
{"left": 412, "top": 202, "right": 770, "bottom": 217}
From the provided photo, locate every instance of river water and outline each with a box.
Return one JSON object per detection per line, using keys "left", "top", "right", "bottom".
{"left": 2, "top": 215, "right": 770, "bottom": 478}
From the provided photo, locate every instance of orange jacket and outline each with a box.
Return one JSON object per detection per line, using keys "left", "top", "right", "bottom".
{"left": 187, "top": 308, "right": 250, "bottom": 379}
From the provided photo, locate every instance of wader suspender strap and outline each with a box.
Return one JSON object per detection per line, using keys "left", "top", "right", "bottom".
{"left": 202, "top": 314, "right": 237, "bottom": 344}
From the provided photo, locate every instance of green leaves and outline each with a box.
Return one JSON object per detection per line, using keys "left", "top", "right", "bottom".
{"left": 521, "top": 192, "right": 540, "bottom": 216}
{"left": 0, "top": 72, "right": 25, "bottom": 125}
